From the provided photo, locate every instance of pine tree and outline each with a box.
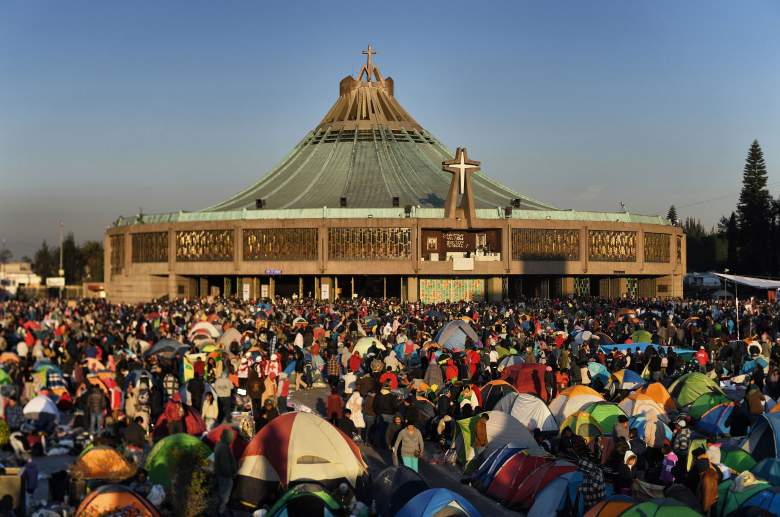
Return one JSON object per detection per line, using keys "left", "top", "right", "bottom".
{"left": 736, "top": 140, "right": 772, "bottom": 274}
{"left": 666, "top": 205, "right": 678, "bottom": 225}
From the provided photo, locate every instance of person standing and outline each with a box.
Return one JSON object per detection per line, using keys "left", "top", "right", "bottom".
{"left": 345, "top": 391, "right": 366, "bottom": 440}
{"left": 187, "top": 371, "right": 205, "bottom": 413}
{"left": 87, "top": 386, "right": 106, "bottom": 435}
{"left": 202, "top": 392, "right": 219, "bottom": 430}
{"left": 393, "top": 422, "right": 424, "bottom": 472}
{"left": 474, "top": 413, "right": 489, "bottom": 458}
{"left": 164, "top": 392, "right": 185, "bottom": 435}
{"left": 214, "top": 429, "right": 238, "bottom": 515}
{"left": 213, "top": 372, "right": 234, "bottom": 423}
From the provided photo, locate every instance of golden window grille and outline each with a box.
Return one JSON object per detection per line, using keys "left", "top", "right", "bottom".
{"left": 328, "top": 227, "right": 411, "bottom": 260}
{"left": 175, "top": 230, "right": 234, "bottom": 262}
{"left": 512, "top": 229, "right": 580, "bottom": 261}
{"left": 132, "top": 232, "right": 169, "bottom": 263}
{"left": 644, "top": 232, "right": 671, "bottom": 263}
{"left": 588, "top": 230, "right": 637, "bottom": 262}
{"left": 110, "top": 235, "right": 124, "bottom": 276}
{"left": 243, "top": 228, "right": 318, "bottom": 261}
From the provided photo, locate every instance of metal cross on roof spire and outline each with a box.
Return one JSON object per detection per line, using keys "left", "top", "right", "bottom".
{"left": 443, "top": 147, "right": 481, "bottom": 194}
{"left": 358, "top": 44, "right": 380, "bottom": 82}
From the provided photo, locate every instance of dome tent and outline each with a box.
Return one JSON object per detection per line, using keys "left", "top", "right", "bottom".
{"left": 71, "top": 445, "right": 137, "bottom": 482}
{"left": 668, "top": 372, "right": 724, "bottom": 407}
{"left": 548, "top": 385, "right": 604, "bottom": 423}
{"left": 743, "top": 412, "right": 780, "bottom": 462}
{"left": 267, "top": 483, "right": 343, "bottom": 517}
{"left": 493, "top": 392, "right": 558, "bottom": 432}
{"left": 435, "top": 320, "right": 479, "bottom": 351}
{"left": 75, "top": 484, "right": 160, "bottom": 517}
{"left": 480, "top": 380, "right": 517, "bottom": 410}
{"left": 452, "top": 410, "right": 542, "bottom": 464}
{"left": 486, "top": 453, "right": 549, "bottom": 504}
{"left": 235, "top": 412, "right": 367, "bottom": 508}
{"left": 397, "top": 488, "right": 481, "bottom": 517}
{"left": 144, "top": 433, "right": 211, "bottom": 489}
{"left": 371, "top": 466, "right": 429, "bottom": 517}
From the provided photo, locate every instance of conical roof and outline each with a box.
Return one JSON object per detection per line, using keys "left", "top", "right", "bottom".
{"left": 207, "top": 47, "right": 555, "bottom": 212}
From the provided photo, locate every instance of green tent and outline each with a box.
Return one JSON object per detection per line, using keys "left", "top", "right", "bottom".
{"left": 620, "top": 497, "right": 702, "bottom": 517}
{"left": 721, "top": 449, "right": 758, "bottom": 473}
{"left": 0, "top": 369, "right": 11, "bottom": 386}
{"left": 669, "top": 372, "right": 724, "bottom": 407}
{"left": 577, "top": 401, "right": 627, "bottom": 435}
{"left": 689, "top": 392, "right": 730, "bottom": 420}
{"left": 716, "top": 478, "right": 770, "bottom": 517}
{"left": 630, "top": 330, "right": 653, "bottom": 343}
{"left": 267, "top": 484, "right": 342, "bottom": 517}
{"left": 144, "top": 433, "right": 211, "bottom": 488}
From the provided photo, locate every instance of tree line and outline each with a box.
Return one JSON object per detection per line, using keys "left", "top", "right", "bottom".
{"left": 672, "top": 140, "right": 780, "bottom": 276}
{"left": 28, "top": 234, "right": 104, "bottom": 284}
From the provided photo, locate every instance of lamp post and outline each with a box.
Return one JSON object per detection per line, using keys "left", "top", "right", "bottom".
{"left": 59, "top": 221, "right": 64, "bottom": 298}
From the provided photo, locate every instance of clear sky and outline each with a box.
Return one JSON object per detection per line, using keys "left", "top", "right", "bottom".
{"left": 1, "top": 1, "right": 779, "bottom": 258}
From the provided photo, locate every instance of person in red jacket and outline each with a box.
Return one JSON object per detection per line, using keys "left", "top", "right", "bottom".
{"left": 444, "top": 359, "right": 459, "bottom": 383}
{"left": 379, "top": 367, "right": 399, "bottom": 390}
{"left": 348, "top": 352, "right": 362, "bottom": 374}
{"left": 164, "top": 392, "right": 185, "bottom": 435}
{"left": 326, "top": 388, "right": 344, "bottom": 423}
{"left": 694, "top": 346, "right": 709, "bottom": 370}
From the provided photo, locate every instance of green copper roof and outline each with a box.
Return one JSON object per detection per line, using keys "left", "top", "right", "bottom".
{"left": 114, "top": 208, "right": 669, "bottom": 227}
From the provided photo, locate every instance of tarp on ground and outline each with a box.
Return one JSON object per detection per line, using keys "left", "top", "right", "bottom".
{"left": 435, "top": 320, "right": 479, "bottom": 351}
{"left": 500, "top": 364, "right": 549, "bottom": 401}
{"left": 371, "top": 466, "right": 429, "bottom": 517}
{"left": 396, "top": 488, "right": 481, "bottom": 517}
{"left": 75, "top": 485, "right": 160, "bottom": 517}
{"left": 548, "top": 385, "right": 604, "bottom": 423}
{"left": 235, "top": 412, "right": 367, "bottom": 508}
{"left": 493, "top": 392, "right": 558, "bottom": 433}
{"left": 453, "top": 410, "right": 542, "bottom": 464}
{"left": 743, "top": 412, "right": 780, "bottom": 462}
{"left": 71, "top": 445, "right": 137, "bottom": 481}
{"left": 668, "top": 372, "right": 725, "bottom": 407}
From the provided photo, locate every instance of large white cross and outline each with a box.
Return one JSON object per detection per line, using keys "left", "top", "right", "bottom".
{"left": 449, "top": 151, "right": 479, "bottom": 194}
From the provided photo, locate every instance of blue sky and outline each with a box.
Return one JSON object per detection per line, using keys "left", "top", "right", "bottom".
{"left": 1, "top": 1, "right": 779, "bottom": 257}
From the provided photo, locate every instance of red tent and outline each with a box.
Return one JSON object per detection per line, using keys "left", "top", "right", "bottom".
{"left": 153, "top": 405, "right": 206, "bottom": 439}
{"left": 500, "top": 364, "right": 549, "bottom": 401}
{"left": 509, "top": 460, "right": 576, "bottom": 509}
{"left": 486, "top": 453, "right": 548, "bottom": 502}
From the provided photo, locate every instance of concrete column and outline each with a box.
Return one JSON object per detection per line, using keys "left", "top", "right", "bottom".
{"left": 167, "top": 274, "right": 178, "bottom": 300}
{"left": 268, "top": 277, "right": 276, "bottom": 299}
{"left": 486, "top": 276, "right": 503, "bottom": 302}
{"left": 406, "top": 276, "right": 419, "bottom": 303}
{"left": 351, "top": 276, "right": 355, "bottom": 299}
{"left": 383, "top": 276, "right": 387, "bottom": 298}
{"left": 299, "top": 277, "right": 304, "bottom": 299}
{"left": 561, "top": 277, "right": 576, "bottom": 297}
{"left": 334, "top": 277, "right": 339, "bottom": 300}
{"left": 314, "top": 277, "right": 321, "bottom": 300}
{"left": 199, "top": 277, "right": 208, "bottom": 298}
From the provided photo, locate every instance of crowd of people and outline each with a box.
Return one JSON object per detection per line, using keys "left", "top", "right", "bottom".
{"left": 0, "top": 293, "right": 779, "bottom": 516}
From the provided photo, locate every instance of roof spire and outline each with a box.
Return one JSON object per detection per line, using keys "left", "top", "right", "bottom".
{"left": 358, "top": 44, "right": 382, "bottom": 83}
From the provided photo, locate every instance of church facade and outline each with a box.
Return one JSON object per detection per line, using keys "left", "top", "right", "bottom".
{"left": 104, "top": 48, "right": 685, "bottom": 303}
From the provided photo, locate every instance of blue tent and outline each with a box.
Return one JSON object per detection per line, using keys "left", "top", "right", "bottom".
{"left": 743, "top": 486, "right": 780, "bottom": 515}
{"left": 742, "top": 357, "right": 769, "bottom": 374}
{"left": 527, "top": 470, "right": 583, "bottom": 517}
{"left": 434, "top": 320, "right": 479, "bottom": 351}
{"left": 468, "top": 445, "right": 527, "bottom": 492}
{"left": 629, "top": 414, "right": 672, "bottom": 447}
{"left": 697, "top": 403, "right": 734, "bottom": 437}
{"left": 743, "top": 412, "right": 780, "bottom": 461}
{"left": 587, "top": 362, "right": 610, "bottom": 387}
{"left": 397, "top": 488, "right": 481, "bottom": 517}
{"left": 753, "top": 458, "right": 780, "bottom": 486}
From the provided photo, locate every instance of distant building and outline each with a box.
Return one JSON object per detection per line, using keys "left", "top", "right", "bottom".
{"left": 0, "top": 261, "right": 42, "bottom": 295}
{"left": 105, "top": 48, "right": 685, "bottom": 303}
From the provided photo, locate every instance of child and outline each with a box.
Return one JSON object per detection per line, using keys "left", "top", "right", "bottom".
{"left": 660, "top": 443, "right": 678, "bottom": 485}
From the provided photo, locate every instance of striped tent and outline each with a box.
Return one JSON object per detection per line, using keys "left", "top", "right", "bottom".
{"left": 548, "top": 385, "right": 604, "bottom": 423}
{"left": 234, "top": 412, "right": 367, "bottom": 508}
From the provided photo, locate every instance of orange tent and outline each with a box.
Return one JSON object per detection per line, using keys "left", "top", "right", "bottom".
{"left": 76, "top": 485, "right": 159, "bottom": 517}
{"left": 636, "top": 382, "right": 677, "bottom": 412}
{"left": 584, "top": 497, "right": 636, "bottom": 517}
{"left": 71, "top": 446, "right": 137, "bottom": 481}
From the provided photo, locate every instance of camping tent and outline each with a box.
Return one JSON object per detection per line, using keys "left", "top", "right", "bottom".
{"left": 527, "top": 470, "right": 583, "bottom": 517}
{"left": 752, "top": 458, "right": 780, "bottom": 485}
{"left": 71, "top": 445, "right": 137, "bottom": 481}
{"left": 235, "top": 412, "right": 367, "bottom": 508}
{"left": 22, "top": 395, "right": 59, "bottom": 420}
{"left": 716, "top": 477, "right": 771, "bottom": 517}
{"left": 608, "top": 369, "right": 646, "bottom": 394}
{"left": 548, "top": 386, "right": 605, "bottom": 424}
{"left": 741, "top": 486, "right": 780, "bottom": 516}
{"left": 560, "top": 402, "right": 626, "bottom": 440}
{"left": 636, "top": 383, "right": 677, "bottom": 412}
{"left": 266, "top": 483, "right": 343, "bottom": 517}
{"left": 493, "top": 393, "right": 558, "bottom": 433}
{"left": 480, "top": 380, "right": 517, "bottom": 411}
{"left": 743, "top": 412, "right": 780, "bottom": 462}
{"left": 204, "top": 424, "right": 248, "bottom": 459}
{"left": 508, "top": 459, "right": 577, "bottom": 509}
{"left": 435, "top": 320, "right": 479, "bottom": 351}
{"left": 629, "top": 414, "right": 672, "bottom": 448}
{"left": 485, "top": 452, "right": 548, "bottom": 503}
{"left": 497, "top": 354, "right": 525, "bottom": 371}
{"left": 583, "top": 496, "right": 636, "bottom": 517}
{"left": 353, "top": 337, "right": 384, "bottom": 357}
{"left": 145, "top": 433, "right": 211, "bottom": 489}
{"left": 153, "top": 404, "right": 206, "bottom": 438}
{"left": 621, "top": 497, "right": 702, "bottom": 516}
{"left": 720, "top": 448, "right": 758, "bottom": 473}
{"left": 396, "top": 488, "right": 481, "bottom": 517}
{"left": 668, "top": 372, "right": 724, "bottom": 407}
{"left": 75, "top": 485, "right": 160, "bottom": 517}
{"left": 371, "top": 466, "right": 429, "bottom": 517}
{"left": 452, "top": 411, "right": 542, "bottom": 463}
{"left": 500, "top": 364, "right": 549, "bottom": 401}
{"left": 696, "top": 402, "right": 734, "bottom": 437}
{"left": 468, "top": 445, "right": 529, "bottom": 492}
{"left": 619, "top": 393, "right": 669, "bottom": 422}
{"left": 689, "top": 392, "right": 730, "bottom": 420}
